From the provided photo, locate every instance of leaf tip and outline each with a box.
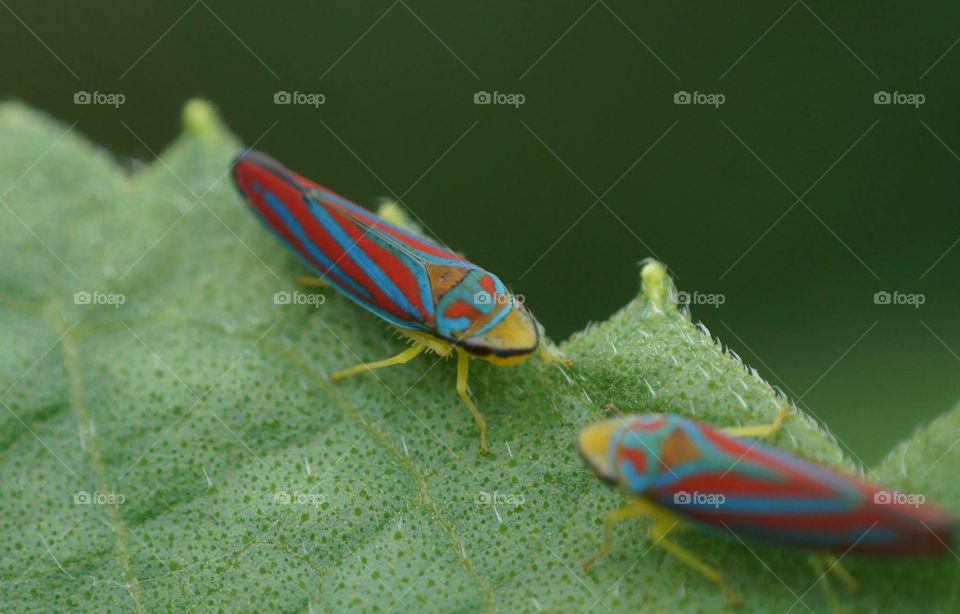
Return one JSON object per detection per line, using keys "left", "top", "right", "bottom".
{"left": 182, "top": 99, "right": 222, "bottom": 138}
{"left": 374, "top": 200, "right": 415, "bottom": 230}
{"left": 639, "top": 259, "right": 675, "bottom": 316}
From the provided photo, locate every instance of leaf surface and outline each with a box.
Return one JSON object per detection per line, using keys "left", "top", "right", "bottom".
{"left": 1, "top": 101, "right": 956, "bottom": 613}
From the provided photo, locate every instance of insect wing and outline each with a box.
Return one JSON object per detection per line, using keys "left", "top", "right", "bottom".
{"left": 232, "top": 151, "right": 468, "bottom": 331}
{"left": 628, "top": 418, "right": 954, "bottom": 555}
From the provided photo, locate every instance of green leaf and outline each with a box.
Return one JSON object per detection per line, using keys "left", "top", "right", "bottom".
{"left": 1, "top": 100, "right": 956, "bottom": 613}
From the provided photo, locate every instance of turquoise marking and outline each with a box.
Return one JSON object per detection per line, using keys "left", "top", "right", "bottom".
{"left": 435, "top": 270, "right": 512, "bottom": 339}
{"left": 613, "top": 415, "right": 865, "bottom": 515}
{"left": 618, "top": 425, "right": 672, "bottom": 494}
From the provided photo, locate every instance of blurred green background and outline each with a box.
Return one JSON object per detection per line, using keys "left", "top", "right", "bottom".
{"left": 2, "top": 1, "right": 959, "bottom": 464}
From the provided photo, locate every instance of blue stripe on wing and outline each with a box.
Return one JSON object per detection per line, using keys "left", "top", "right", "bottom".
{"left": 257, "top": 186, "right": 370, "bottom": 300}
{"left": 364, "top": 229, "right": 436, "bottom": 321}
{"left": 305, "top": 196, "right": 422, "bottom": 320}
{"left": 258, "top": 185, "right": 430, "bottom": 331}
{"left": 314, "top": 189, "right": 470, "bottom": 268}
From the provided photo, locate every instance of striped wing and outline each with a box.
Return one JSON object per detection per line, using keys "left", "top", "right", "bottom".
{"left": 619, "top": 417, "right": 954, "bottom": 555}
{"left": 232, "top": 150, "right": 474, "bottom": 331}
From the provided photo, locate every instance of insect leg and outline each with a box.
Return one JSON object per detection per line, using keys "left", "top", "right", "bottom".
{"left": 720, "top": 404, "right": 791, "bottom": 439}
{"left": 582, "top": 498, "right": 652, "bottom": 573}
{"left": 538, "top": 341, "right": 573, "bottom": 367}
{"left": 808, "top": 554, "right": 845, "bottom": 611}
{"left": 649, "top": 519, "right": 743, "bottom": 606}
{"left": 455, "top": 349, "right": 488, "bottom": 454}
{"left": 822, "top": 553, "right": 858, "bottom": 591}
{"left": 330, "top": 344, "right": 427, "bottom": 381}
{"left": 296, "top": 275, "right": 330, "bottom": 288}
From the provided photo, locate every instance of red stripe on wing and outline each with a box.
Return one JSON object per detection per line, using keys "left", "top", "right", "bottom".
{"left": 233, "top": 157, "right": 359, "bottom": 296}
{"left": 233, "top": 155, "right": 425, "bottom": 324}
{"left": 649, "top": 421, "right": 955, "bottom": 555}
{"left": 314, "top": 190, "right": 467, "bottom": 262}
{"left": 322, "top": 204, "right": 431, "bottom": 322}
{"left": 287, "top": 163, "right": 465, "bottom": 263}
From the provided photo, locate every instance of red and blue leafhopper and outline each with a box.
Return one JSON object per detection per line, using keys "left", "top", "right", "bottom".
{"left": 232, "top": 151, "right": 568, "bottom": 453}
{"left": 577, "top": 407, "right": 955, "bottom": 604}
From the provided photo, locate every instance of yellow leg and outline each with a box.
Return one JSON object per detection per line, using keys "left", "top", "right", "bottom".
{"left": 456, "top": 349, "right": 488, "bottom": 454}
{"left": 822, "top": 554, "right": 858, "bottom": 592}
{"left": 583, "top": 499, "right": 650, "bottom": 572}
{"left": 296, "top": 275, "right": 330, "bottom": 288}
{"left": 584, "top": 498, "right": 741, "bottom": 606}
{"left": 650, "top": 520, "right": 742, "bottom": 606}
{"left": 721, "top": 404, "right": 791, "bottom": 439}
{"left": 538, "top": 341, "right": 573, "bottom": 367}
{"left": 330, "top": 344, "right": 426, "bottom": 381}
{"left": 809, "top": 555, "right": 844, "bottom": 612}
